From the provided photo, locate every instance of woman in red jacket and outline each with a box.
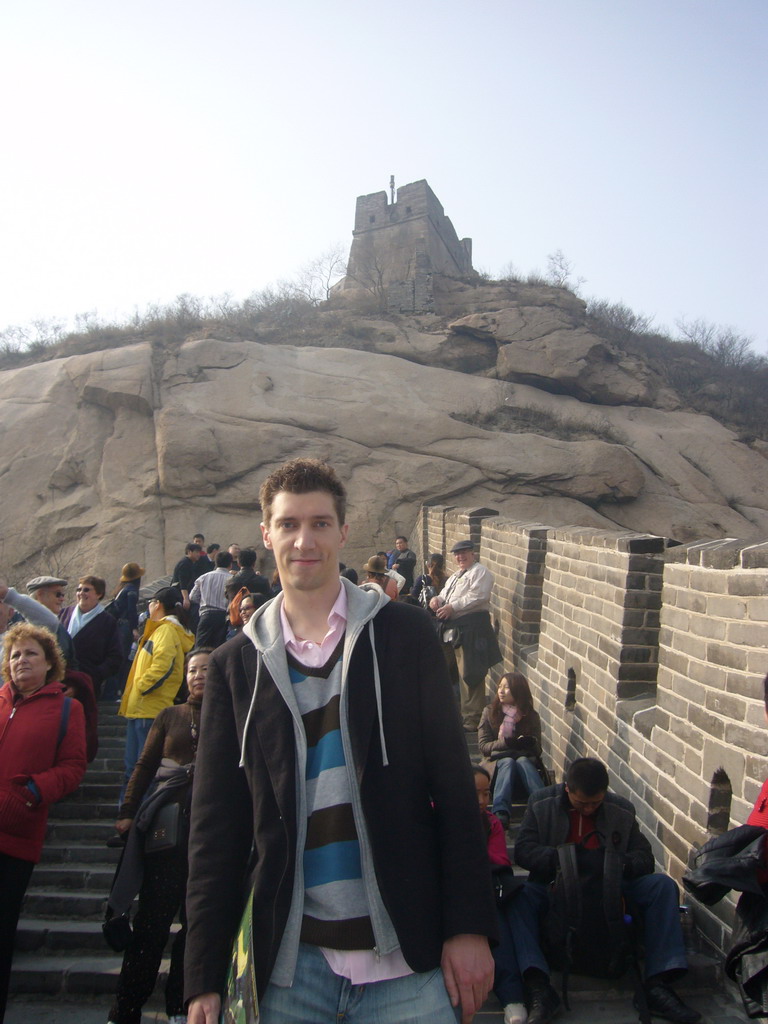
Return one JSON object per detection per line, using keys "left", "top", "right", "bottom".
{"left": 0, "top": 622, "right": 86, "bottom": 1022}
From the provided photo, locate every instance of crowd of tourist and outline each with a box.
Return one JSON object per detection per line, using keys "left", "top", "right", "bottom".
{"left": 0, "top": 458, "right": 764, "bottom": 1024}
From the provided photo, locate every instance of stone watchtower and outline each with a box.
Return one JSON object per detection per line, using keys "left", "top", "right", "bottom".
{"left": 337, "top": 179, "right": 473, "bottom": 313}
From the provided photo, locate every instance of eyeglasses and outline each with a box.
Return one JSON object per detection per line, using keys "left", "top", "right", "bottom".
{"left": 54, "top": 591, "right": 66, "bottom": 598}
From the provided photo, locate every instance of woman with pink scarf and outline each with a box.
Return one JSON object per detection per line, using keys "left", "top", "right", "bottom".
{"left": 478, "top": 672, "right": 545, "bottom": 831}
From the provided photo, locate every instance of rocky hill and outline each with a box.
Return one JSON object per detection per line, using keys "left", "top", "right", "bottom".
{"left": 1, "top": 275, "right": 767, "bottom": 588}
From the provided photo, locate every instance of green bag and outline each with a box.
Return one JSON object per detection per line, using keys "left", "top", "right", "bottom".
{"left": 221, "top": 888, "right": 259, "bottom": 1023}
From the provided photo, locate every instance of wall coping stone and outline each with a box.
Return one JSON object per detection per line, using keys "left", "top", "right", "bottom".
{"left": 664, "top": 538, "right": 768, "bottom": 569}
{"left": 742, "top": 542, "right": 768, "bottom": 569}
{"left": 484, "top": 518, "right": 551, "bottom": 539}
{"left": 551, "top": 527, "right": 666, "bottom": 552}
{"left": 454, "top": 507, "right": 498, "bottom": 519}
{"left": 701, "top": 539, "right": 754, "bottom": 569}
{"left": 666, "top": 538, "right": 740, "bottom": 566}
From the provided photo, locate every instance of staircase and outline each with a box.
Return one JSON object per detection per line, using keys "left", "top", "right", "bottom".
{"left": 8, "top": 708, "right": 741, "bottom": 1023}
{"left": 11, "top": 705, "right": 175, "bottom": 1001}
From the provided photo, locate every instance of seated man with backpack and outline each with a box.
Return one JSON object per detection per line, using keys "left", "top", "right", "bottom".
{"left": 511, "top": 757, "right": 701, "bottom": 1024}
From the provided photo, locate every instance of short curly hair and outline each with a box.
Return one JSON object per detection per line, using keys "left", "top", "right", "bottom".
{"left": 2, "top": 622, "right": 65, "bottom": 688}
{"left": 259, "top": 458, "right": 347, "bottom": 526}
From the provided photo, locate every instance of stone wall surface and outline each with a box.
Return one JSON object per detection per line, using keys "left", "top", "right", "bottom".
{"left": 416, "top": 506, "right": 768, "bottom": 955}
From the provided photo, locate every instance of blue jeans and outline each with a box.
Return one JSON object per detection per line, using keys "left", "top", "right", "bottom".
{"left": 491, "top": 757, "right": 544, "bottom": 818}
{"left": 259, "top": 943, "right": 461, "bottom": 1023}
{"left": 493, "top": 910, "right": 525, "bottom": 1004}
{"left": 120, "top": 718, "right": 154, "bottom": 808}
{"left": 493, "top": 887, "right": 550, "bottom": 1004}
{"left": 501, "top": 876, "right": 687, "bottom": 995}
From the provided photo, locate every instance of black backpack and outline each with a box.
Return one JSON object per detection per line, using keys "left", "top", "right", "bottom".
{"left": 544, "top": 830, "right": 650, "bottom": 1021}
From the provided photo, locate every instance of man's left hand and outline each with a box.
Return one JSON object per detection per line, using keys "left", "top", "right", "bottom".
{"left": 435, "top": 603, "right": 454, "bottom": 620}
{"left": 441, "top": 933, "right": 494, "bottom": 1024}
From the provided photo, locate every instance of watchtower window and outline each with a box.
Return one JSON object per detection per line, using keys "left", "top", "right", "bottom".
{"left": 369, "top": 215, "right": 376, "bottom": 224}
{"left": 565, "top": 667, "right": 577, "bottom": 711}
{"left": 707, "top": 768, "right": 732, "bottom": 836}
{"left": 405, "top": 205, "right": 412, "bottom": 214}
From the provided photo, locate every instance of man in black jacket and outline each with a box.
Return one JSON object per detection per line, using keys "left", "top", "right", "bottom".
{"left": 224, "top": 547, "right": 271, "bottom": 601}
{"left": 390, "top": 536, "right": 417, "bottom": 591}
{"left": 184, "top": 458, "right": 496, "bottom": 1024}
{"left": 511, "top": 758, "right": 700, "bottom": 1024}
{"left": 171, "top": 542, "right": 204, "bottom": 610}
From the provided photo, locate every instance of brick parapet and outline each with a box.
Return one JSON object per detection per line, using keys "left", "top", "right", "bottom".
{"left": 416, "top": 506, "right": 768, "bottom": 954}
{"left": 481, "top": 517, "right": 551, "bottom": 664}
{"left": 444, "top": 506, "right": 499, "bottom": 563}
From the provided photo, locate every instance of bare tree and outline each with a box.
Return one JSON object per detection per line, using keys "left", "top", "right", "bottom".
{"left": 346, "top": 251, "right": 388, "bottom": 310}
{"left": 294, "top": 244, "right": 347, "bottom": 304}
{"left": 587, "top": 299, "right": 655, "bottom": 336}
{"left": 208, "top": 292, "right": 238, "bottom": 321}
{"left": 10, "top": 539, "right": 96, "bottom": 590}
{"left": 676, "top": 317, "right": 760, "bottom": 369}
{"left": 545, "top": 249, "right": 585, "bottom": 293}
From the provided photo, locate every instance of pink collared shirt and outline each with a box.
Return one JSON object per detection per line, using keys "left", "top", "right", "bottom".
{"left": 280, "top": 584, "right": 347, "bottom": 668}
{"left": 278, "top": 581, "right": 413, "bottom": 984}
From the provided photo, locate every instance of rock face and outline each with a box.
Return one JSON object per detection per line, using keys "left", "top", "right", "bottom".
{"left": 449, "top": 307, "right": 680, "bottom": 408}
{"left": 1, "top": 318, "right": 767, "bottom": 591}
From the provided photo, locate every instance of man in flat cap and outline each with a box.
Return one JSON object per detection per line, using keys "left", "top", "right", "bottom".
{"left": 26, "top": 576, "right": 78, "bottom": 668}
{"left": 0, "top": 573, "right": 76, "bottom": 667}
{"left": 27, "top": 576, "right": 68, "bottom": 616}
{"left": 430, "top": 540, "right": 501, "bottom": 730}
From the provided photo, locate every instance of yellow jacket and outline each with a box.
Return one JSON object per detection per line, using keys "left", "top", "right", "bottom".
{"left": 119, "top": 615, "right": 195, "bottom": 720}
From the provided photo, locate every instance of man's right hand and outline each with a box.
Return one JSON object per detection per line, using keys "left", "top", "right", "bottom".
{"left": 188, "top": 993, "right": 221, "bottom": 1024}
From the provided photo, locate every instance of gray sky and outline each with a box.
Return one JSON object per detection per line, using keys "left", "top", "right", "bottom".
{"left": 2, "top": 0, "right": 766, "bottom": 350}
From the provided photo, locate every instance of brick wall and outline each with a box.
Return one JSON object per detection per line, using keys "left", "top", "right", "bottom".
{"left": 419, "top": 505, "right": 768, "bottom": 954}
{"left": 649, "top": 538, "right": 768, "bottom": 949}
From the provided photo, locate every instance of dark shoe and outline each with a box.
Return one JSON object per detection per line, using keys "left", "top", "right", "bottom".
{"left": 635, "top": 984, "right": 701, "bottom": 1023}
{"left": 105, "top": 833, "right": 127, "bottom": 849}
{"left": 496, "top": 810, "right": 511, "bottom": 831}
{"left": 526, "top": 980, "right": 560, "bottom": 1024}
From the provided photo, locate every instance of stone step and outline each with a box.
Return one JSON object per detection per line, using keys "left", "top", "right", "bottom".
{"left": 46, "top": 820, "right": 119, "bottom": 843}
{"left": 22, "top": 889, "right": 107, "bottom": 920}
{"left": 92, "top": 736, "right": 124, "bottom": 750}
{"left": 89, "top": 757, "right": 122, "bottom": 772}
{"left": 65, "top": 783, "right": 121, "bottom": 802}
{"left": 78, "top": 769, "right": 123, "bottom": 785}
{"left": 85, "top": 769, "right": 122, "bottom": 782}
{"left": 85, "top": 756, "right": 125, "bottom": 773}
{"left": 15, "top": 918, "right": 180, "bottom": 954}
{"left": 94, "top": 716, "right": 125, "bottom": 728}
{"left": 9, "top": 953, "right": 169, "bottom": 997}
{"left": 15, "top": 920, "right": 111, "bottom": 954}
{"left": 31, "top": 864, "right": 115, "bottom": 891}
{"left": 40, "top": 843, "right": 121, "bottom": 866}
{"left": 48, "top": 802, "right": 117, "bottom": 820}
